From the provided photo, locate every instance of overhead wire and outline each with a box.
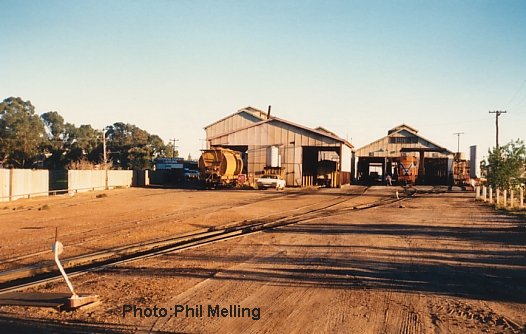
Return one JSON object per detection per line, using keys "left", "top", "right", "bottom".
{"left": 506, "top": 79, "right": 526, "bottom": 109}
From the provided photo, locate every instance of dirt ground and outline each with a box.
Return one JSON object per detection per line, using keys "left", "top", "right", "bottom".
{"left": 0, "top": 186, "right": 525, "bottom": 333}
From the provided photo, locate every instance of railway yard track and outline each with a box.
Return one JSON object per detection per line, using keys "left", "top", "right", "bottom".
{"left": 0, "top": 187, "right": 415, "bottom": 295}
{"left": 1, "top": 186, "right": 524, "bottom": 334}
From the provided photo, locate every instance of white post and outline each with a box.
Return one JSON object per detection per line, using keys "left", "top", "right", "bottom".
{"left": 520, "top": 188, "right": 524, "bottom": 208}
{"left": 52, "top": 241, "right": 78, "bottom": 298}
{"left": 510, "top": 190, "right": 515, "bottom": 208}
{"left": 503, "top": 190, "right": 508, "bottom": 208}
{"left": 482, "top": 186, "right": 487, "bottom": 202}
{"left": 476, "top": 186, "right": 481, "bottom": 200}
{"left": 489, "top": 186, "right": 493, "bottom": 204}
{"left": 496, "top": 188, "right": 500, "bottom": 206}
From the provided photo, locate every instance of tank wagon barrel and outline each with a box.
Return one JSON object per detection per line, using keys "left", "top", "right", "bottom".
{"left": 198, "top": 148, "right": 243, "bottom": 187}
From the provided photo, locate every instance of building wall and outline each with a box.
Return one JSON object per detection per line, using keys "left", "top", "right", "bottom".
{"left": 355, "top": 136, "right": 451, "bottom": 158}
{"left": 205, "top": 111, "right": 264, "bottom": 139}
{"left": 209, "top": 120, "right": 346, "bottom": 187}
{"left": 341, "top": 144, "right": 352, "bottom": 172}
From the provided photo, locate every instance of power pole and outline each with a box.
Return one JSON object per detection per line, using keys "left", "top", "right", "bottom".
{"left": 453, "top": 132, "right": 464, "bottom": 154}
{"left": 170, "top": 139, "right": 179, "bottom": 158}
{"left": 102, "top": 128, "right": 108, "bottom": 190}
{"left": 488, "top": 110, "right": 507, "bottom": 148}
{"left": 102, "top": 129, "right": 107, "bottom": 164}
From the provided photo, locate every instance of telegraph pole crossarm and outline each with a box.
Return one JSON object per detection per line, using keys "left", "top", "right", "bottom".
{"left": 453, "top": 132, "right": 464, "bottom": 155}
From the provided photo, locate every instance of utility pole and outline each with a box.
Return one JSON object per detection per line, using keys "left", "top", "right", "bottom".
{"left": 170, "top": 139, "right": 179, "bottom": 158}
{"left": 102, "top": 128, "right": 108, "bottom": 190}
{"left": 489, "top": 110, "right": 507, "bottom": 148}
{"left": 453, "top": 132, "right": 464, "bottom": 154}
{"left": 102, "top": 128, "right": 107, "bottom": 164}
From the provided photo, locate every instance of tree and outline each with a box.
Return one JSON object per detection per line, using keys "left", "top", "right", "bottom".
{"left": 41, "top": 111, "right": 66, "bottom": 169}
{"left": 41, "top": 111, "right": 65, "bottom": 141}
{"left": 0, "top": 97, "right": 46, "bottom": 168}
{"left": 65, "top": 124, "right": 101, "bottom": 163}
{"left": 106, "top": 122, "right": 167, "bottom": 169}
{"left": 481, "top": 139, "right": 526, "bottom": 189}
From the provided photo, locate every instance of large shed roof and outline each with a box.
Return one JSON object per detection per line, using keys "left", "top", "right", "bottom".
{"left": 206, "top": 110, "right": 353, "bottom": 149}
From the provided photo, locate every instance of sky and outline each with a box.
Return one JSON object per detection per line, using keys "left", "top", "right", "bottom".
{"left": 1, "top": 0, "right": 525, "bottom": 160}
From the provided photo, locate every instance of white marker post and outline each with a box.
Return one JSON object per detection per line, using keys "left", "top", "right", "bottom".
{"left": 52, "top": 241, "right": 78, "bottom": 299}
{"left": 489, "top": 186, "right": 493, "bottom": 204}
{"left": 51, "top": 229, "right": 99, "bottom": 309}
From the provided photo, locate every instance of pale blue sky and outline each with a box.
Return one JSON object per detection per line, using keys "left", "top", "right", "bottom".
{"left": 1, "top": 0, "right": 525, "bottom": 159}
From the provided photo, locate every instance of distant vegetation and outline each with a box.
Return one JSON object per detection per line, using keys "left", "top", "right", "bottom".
{"left": 481, "top": 139, "right": 526, "bottom": 189}
{"left": 0, "top": 96, "right": 177, "bottom": 169}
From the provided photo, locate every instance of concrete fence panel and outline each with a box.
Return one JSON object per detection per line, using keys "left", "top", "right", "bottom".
{"left": 68, "top": 170, "right": 133, "bottom": 193}
{"left": 107, "top": 170, "right": 133, "bottom": 188}
{"left": 68, "top": 170, "right": 106, "bottom": 193}
{"left": 0, "top": 169, "right": 49, "bottom": 201}
{"left": 0, "top": 169, "right": 10, "bottom": 202}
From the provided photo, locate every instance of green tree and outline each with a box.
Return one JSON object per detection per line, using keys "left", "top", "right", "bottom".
{"left": 65, "top": 124, "right": 102, "bottom": 163}
{"left": 0, "top": 97, "right": 46, "bottom": 168}
{"left": 41, "top": 111, "right": 66, "bottom": 169}
{"left": 481, "top": 139, "right": 526, "bottom": 189}
{"left": 106, "top": 122, "right": 166, "bottom": 169}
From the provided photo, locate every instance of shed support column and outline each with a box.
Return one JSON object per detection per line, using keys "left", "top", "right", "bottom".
{"left": 419, "top": 152, "right": 425, "bottom": 184}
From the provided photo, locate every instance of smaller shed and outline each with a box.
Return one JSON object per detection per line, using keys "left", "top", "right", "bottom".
{"left": 354, "top": 124, "right": 454, "bottom": 185}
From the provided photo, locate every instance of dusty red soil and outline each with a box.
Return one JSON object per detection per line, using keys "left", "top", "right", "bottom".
{"left": 0, "top": 186, "right": 525, "bottom": 333}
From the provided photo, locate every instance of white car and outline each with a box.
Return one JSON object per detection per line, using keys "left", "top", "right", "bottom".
{"left": 256, "top": 174, "right": 286, "bottom": 190}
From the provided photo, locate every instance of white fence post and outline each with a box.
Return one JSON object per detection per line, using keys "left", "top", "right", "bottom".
{"left": 510, "top": 190, "right": 515, "bottom": 208}
{"left": 489, "top": 186, "right": 493, "bottom": 204}
{"left": 482, "top": 186, "right": 487, "bottom": 202}
{"left": 496, "top": 188, "right": 500, "bottom": 205}
{"left": 521, "top": 187, "right": 524, "bottom": 208}
{"left": 503, "top": 190, "right": 508, "bottom": 208}
{"left": 476, "top": 186, "right": 481, "bottom": 200}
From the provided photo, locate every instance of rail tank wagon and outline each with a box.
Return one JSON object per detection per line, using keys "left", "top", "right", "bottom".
{"left": 198, "top": 148, "right": 243, "bottom": 187}
{"left": 398, "top": 156, "right": 418, "bottom": 185}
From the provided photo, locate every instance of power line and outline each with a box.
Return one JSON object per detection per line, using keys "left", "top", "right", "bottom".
{"left": 507, "top": 79, "right": 526, "bottom": 108}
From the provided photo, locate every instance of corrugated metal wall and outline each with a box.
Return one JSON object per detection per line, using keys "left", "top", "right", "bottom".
{"left": 209, "top": 120, "right": 344, "bottom": 187}
{"left": 355, "top": 136, "right": 450, "bottom": 158}
{"left": 205, "top": 111, "right": 263, "bottom": 138}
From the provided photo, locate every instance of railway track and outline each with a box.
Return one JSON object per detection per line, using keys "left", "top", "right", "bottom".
{"left": 0, "top": 190, "right": 304, "bottom": 269}
{"left": 0, "top": 187, "right": 415, "bottom": 295}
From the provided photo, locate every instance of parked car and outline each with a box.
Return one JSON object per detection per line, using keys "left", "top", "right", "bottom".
{"left": 256, "top": 174, "right": 286, "bottom": 190}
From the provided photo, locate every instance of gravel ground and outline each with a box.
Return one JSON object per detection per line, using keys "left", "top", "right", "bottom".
{"left": 0, "top": 186, "right": 525, "bottom": 333}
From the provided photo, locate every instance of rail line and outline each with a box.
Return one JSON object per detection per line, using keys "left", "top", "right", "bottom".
{"left": 0, "top": 189, "right": 303, "bottom": 268}
{"left": 0, "top": 187, "right": 415, "bottom": 295}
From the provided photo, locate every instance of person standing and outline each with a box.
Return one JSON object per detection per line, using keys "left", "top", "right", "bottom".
{"left": 386, "top": 174, "right": 392, "bottom": 186}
